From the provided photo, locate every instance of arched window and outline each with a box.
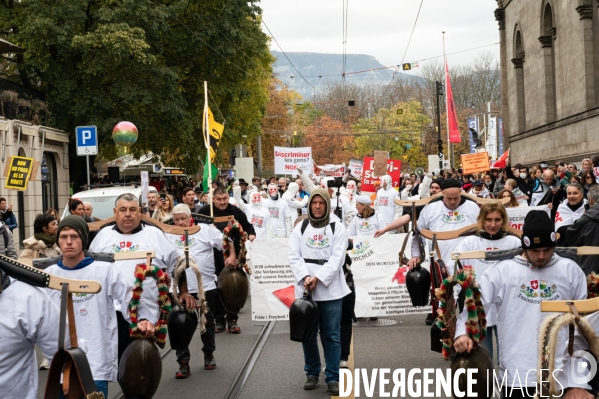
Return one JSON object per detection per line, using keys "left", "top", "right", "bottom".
{"left": 539, "top": 2, "right": 557, "bottom": 122}
{"left": 512, "top": 27, "right": 526, "bottom": 133}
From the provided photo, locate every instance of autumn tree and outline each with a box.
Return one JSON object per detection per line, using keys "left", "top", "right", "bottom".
{"left": 301, "top": 115, "right": 355, "bottom": 165}
{"left": 352, "top": 100, "right": 430, "bottom": 169}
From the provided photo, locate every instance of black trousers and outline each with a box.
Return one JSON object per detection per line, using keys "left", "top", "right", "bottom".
{"left": 117, "top": 311, "right": 136, "bottom": 365}
{"left": 213, "top": 249, "right": 239, "bottom": 323}
{"left": 340, "top": 282, "right": 356, "bottom": 361}
{"left": 176, "top": 290, "right": 220, "bottom": 363}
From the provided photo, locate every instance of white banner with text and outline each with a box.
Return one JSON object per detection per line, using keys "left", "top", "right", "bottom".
{"left": 247, "top": 235, "right": 431, "bottom": 321}
{"left": 274, "top": 146, "right": 313, "bottom": 177}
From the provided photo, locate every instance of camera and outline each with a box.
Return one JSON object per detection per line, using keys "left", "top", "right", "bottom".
{"left": 327, "top": 177, "right": 343, "bottom": 188}
{"left": 159, "top": 193, "right": 166, "bottom": 200}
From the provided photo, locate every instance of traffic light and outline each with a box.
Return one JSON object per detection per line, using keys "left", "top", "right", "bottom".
{"left": 348, "top": 100, "right": 355, "bottom": 106}
{"left": 436, "top": 81, "right": 444, "bottom": 96}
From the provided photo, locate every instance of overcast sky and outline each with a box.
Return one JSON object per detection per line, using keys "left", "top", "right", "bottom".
{"left": 260, "top": 0, "right": 500, "bottom": 73}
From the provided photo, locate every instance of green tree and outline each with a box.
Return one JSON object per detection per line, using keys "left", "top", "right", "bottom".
{"left": 0, "top": 0, "right": 272, "bottom": 179}
{"left": 353, "top": 100, "right": 430, "bottom": 169}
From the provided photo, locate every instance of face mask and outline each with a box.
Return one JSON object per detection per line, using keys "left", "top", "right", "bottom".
{"left": 485, "top": 181, "right": 492, "bottom": 187}
{"left": 519, "top": 173, "right": 527, "bottom": 179}
{"left": 405, "top": 185, "right": 412, "bottom": 190}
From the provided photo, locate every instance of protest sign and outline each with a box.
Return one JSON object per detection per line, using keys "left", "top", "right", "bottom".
{"left": 317, "top": 163, "right": 346, "bottom": 177}
{"left": 460, "top": 152, "right": 490, "bottom": 175}
{"left": 4, "top": 156, "right": 35, "bottom": 190}
{"left": 274, "top": 146, "right": 313, "bottom": 176}
{"left": 248, "top": 235, "right": 430, "bottom": 320}
{"left": 361, "top": 157, "right": 402, "bottom": 192}
{"left": 350, "top": 234, "right": 431, "bottom": 317}
{"left": 373, "top": 151, "right": 388, "bottom": 176}
{"left": 506, "top": 205, "right": 551, "bottom": 230}
{"left": 349, "top": 158, "right": 363, "bottom": 178}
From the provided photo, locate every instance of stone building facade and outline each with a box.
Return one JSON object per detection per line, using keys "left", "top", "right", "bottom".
{"left": 496, "top": 0, "right": 599, "bottom": 165}
{"left": 0, "top": 119, "right": 70, "bottom": 248}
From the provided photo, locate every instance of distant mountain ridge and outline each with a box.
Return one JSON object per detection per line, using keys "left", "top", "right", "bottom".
{"left": 272, "top": 50, "right": 405, "bottom": 99}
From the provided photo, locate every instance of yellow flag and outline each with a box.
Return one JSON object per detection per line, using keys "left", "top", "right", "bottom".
{"left": 203, "top": 106, "right": 224, "bottom": 164}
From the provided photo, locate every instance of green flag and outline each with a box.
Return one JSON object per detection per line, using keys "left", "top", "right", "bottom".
{"left": 202, "top": 152, "right": 218, "bottom": 191}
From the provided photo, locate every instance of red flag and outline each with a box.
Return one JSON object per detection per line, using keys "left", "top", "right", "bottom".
{"left": 445, "top": 59, "right": 461, "bottom": 143}
{"left": 492, "top": 148, "right": 510, "bottom": 169}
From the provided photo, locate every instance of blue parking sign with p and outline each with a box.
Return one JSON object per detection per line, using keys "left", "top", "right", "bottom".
{"left": 76, "top": 126, "right": 98, "bottom": 156}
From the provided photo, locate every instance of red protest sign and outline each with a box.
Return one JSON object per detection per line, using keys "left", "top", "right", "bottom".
{"left": 361, "top": 157, "right": 402, "bottom": 193}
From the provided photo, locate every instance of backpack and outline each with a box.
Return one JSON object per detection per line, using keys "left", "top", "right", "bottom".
{"left": 300, "top": 218, "right": 335, "bottom": 235}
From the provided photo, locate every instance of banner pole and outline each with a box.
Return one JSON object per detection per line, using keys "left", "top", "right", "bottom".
{"left": 204, "top": 81, "right": 213, "bottom": 217}
{"left": 443, "top": 31, "right": 452, "bottom": 169}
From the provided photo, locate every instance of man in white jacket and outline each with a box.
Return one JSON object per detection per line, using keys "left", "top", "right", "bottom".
{"left": 454, "top": 211, "right": 587, "bottom": 399}
{"left": 408, "top": 179, "right": 480, "bottom": 268}
{"left": 375, "top": 175, "right": 400, "bottom": 229}
{"left": 0, "top": 267, "right": 61, "bottom": 399}
{"left": 289, "top": 188, "right": 350, "bottom": 396}
{"left": 297, "top": 168, "right": 354, "bottom": 227}
{"left": 282, "top": 182, "right": 309, "bottom": 232}
{"left": 235, "top": 189, "right": 270, "bottom": 239}
{"left": 45, "top": 215, "right": 156, "bottom": 398}
{"left": 262, "top": 183, "right": 290, "bottom": 237}
{"left": 89, "top": 193, "right": 194, "bottom": 362}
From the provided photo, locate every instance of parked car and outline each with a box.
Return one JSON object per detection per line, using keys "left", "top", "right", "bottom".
{"left": 62, "top": 186, "right": 143, "bottom": 221}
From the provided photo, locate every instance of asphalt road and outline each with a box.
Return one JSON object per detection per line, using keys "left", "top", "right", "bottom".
{"left": 37, "top": 296, "right": 499, "bottom": 399}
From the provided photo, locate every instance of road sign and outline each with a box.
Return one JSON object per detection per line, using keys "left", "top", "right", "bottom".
{"left": 396, "top": 109, "right": 403, "bottom": 114}
{"left": 402, "top": 63, "right": 412, "bottom": 71}
{"left": 76, "top": 126, "right": 98, "bottom": 156}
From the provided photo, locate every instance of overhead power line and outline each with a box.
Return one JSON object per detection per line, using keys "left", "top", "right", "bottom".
{"left": 299, "top": 42, "right": 501, "bottom": 78}
{"left": 262, "top": 19, "right": 314, "bottom": 89}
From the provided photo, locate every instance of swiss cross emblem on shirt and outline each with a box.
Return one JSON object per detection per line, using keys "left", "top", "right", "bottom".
{"left": 531, "top": 280, "right": 539, "bottom": 290}
{"left": 120, "top": 241, "right": 132, "bottom": 249}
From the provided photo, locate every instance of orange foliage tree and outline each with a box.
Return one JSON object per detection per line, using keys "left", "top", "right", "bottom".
{"left": 301, "top": 115, "right": 355, "bottom": 165}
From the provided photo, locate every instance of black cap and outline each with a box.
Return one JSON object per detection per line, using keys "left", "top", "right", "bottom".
{"left": 57, "top": 215, "right": 90, "bottom": 249}
{"left": 441, "top": 179, "right": 462, "bottom": 190}
{"left": 522, "top": 211, "right": 556, "bottom": 249}
{"left": 238, "top": 178, "right": 248, "bottom": 185}
{"left": 194, "top": 187, "right": 202, "bottom": 193}
{"left": 473, "top": 180, "right": 483, "bottom": 186}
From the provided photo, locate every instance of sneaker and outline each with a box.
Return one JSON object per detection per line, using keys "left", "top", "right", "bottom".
{"left": 215, "top": 322, "right": 226, "bottom": 333}
{"left": 425, "top": 313, "right": 435, "bottom": 326}
{"left": 228, "top": 320, "right": 241, "bottom": 333}
{"left": 204, "top": 353, "right": 216, "bottom": 370}
{"left": 39, "top": 357, "right": 50, "bottom": 370}
{"left": 327, "top": 382, "right": 340, "bottom": 395}
{"left": 175, "top": 361, "right": 191, "bottom": 379}
{"left": 303, "top": 376, "right": 319, "bottom": 390}
{"left": 340, "top": 360, "right": 349, "bottom": 369}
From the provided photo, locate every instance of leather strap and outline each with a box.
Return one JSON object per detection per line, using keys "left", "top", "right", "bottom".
{"left": 59, "top": 283, "right": 67, "bottom": 351}
{"left": 67, "top": 294, "right": 78, "bottom": 348}
{"left": 435, "top": 240, "right": 443, "bottom": 261}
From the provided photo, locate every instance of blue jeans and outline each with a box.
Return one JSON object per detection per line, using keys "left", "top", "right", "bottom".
{"left": 480, "top": 325, "right": 499, "bottom": 365}
{"left": 302, "top": 298, "right": 343, "bottom": 384}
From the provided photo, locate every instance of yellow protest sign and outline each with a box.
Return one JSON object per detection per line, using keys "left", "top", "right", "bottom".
{"left": 460, "top": 152, "right": 490, "bottom": 175}
{"left": 5, "top": 156, "right": 34, "bottom": 190}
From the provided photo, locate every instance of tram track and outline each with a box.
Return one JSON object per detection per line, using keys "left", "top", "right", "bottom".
{"left": 111, "top": 320, "right": 276, "bottom": 399}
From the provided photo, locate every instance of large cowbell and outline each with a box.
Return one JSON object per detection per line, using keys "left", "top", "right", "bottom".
{"left": 289, "top": 290, "right": 319, "bottom": 343}
{"left": 218, "top": 267, "right": 248, "bottom": 310}
{"left": 167, "top": 305, "right": 199, "bottom": 350}
{"left": 118, "top": 339, "right": 162, "bottom": 399}
{"left": 405, "top": 265, "right": 430, "bottom": 306}
{"left": 451, "top": 346, "right": 493, "bottom": 399}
